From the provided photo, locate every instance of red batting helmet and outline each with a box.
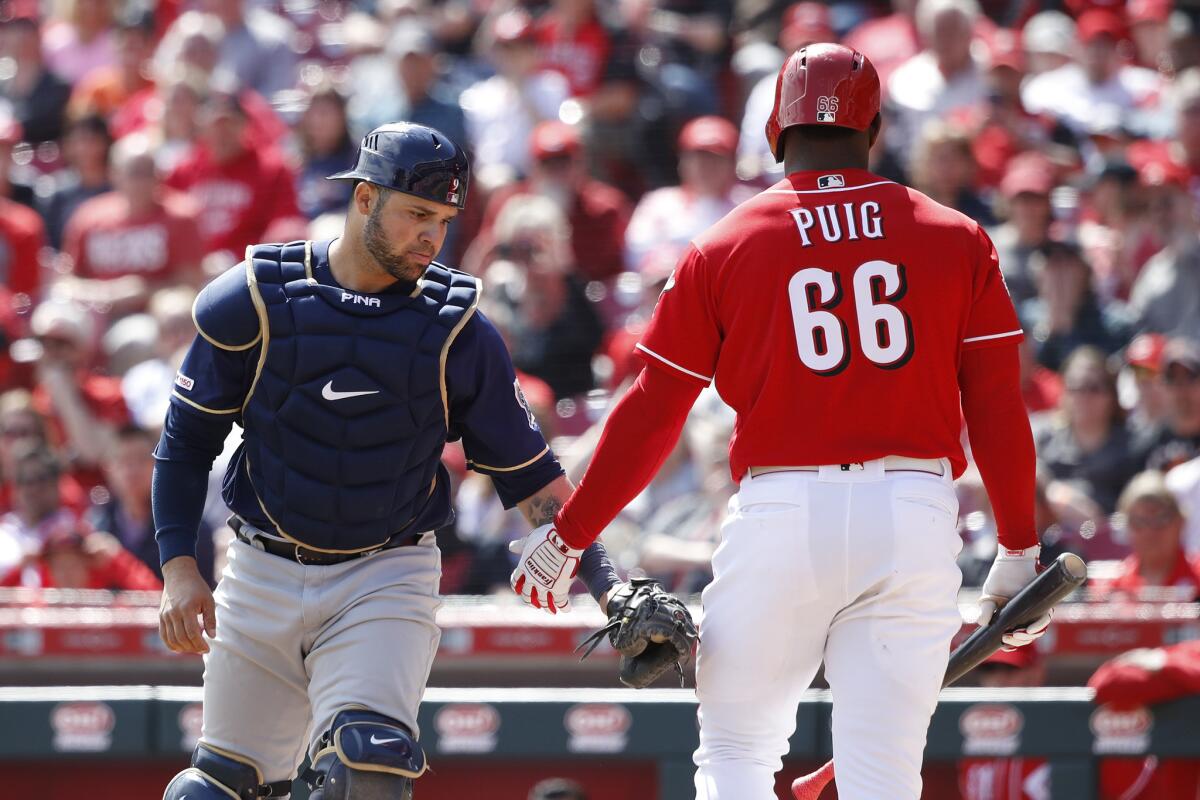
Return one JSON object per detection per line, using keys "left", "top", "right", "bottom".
{"left": 765, "top": 43, "right": 881, "bottom": 162}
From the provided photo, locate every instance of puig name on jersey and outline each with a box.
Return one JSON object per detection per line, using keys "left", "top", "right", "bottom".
{"left": 789, "top": 201, "right": 883, "bottom": 248}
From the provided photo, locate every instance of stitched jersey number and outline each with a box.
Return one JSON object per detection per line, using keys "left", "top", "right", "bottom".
{"left": 788, "top": 260, "right": 913, "bottom": 375}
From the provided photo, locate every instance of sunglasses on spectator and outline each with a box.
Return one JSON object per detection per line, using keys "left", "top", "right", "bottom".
{"left": 1126, "top": 510, "right": 1177, "bottom": 530}
{"left": 1066, "top": 382, "right": 1107, "bottom": 394}
{"left": 14, "top": 471, "right": 56, "bottom": 486}
{"left": 1164, "top": 369, "right": 1200, "bottom": 386}
{"left": 495, "top": 241, "right": 539, "bottom": 261}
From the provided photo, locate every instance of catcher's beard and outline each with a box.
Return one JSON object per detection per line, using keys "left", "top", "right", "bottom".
{"left": 363, "top": 193, "right": 428, "bottom": 283}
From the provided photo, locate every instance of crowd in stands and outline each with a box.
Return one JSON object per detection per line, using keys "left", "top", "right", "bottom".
{"left": 1, "top": 0, "right": 1200, "bottom": 611}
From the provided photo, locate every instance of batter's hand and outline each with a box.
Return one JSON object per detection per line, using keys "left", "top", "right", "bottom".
{"left": 978, "top": 545, "right": 1052, "bottom": 649}
{"left": 509, "top": 524, "right": 582, "bottom": 615}
{"left": 159, "top": 556, "right": 216, "bottom": 654}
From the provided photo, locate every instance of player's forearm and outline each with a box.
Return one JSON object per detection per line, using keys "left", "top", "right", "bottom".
{"left": 554, "top": 365, "right": 702, "bottom": 549}
{"left": 152, "top": 459, "right": 211, "bottom": 566}
{"left": 959, "top": 344, "right": 1038, "bottom": 549}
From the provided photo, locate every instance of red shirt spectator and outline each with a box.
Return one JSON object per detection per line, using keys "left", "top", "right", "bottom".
{"left": 0, "top": 527, "right": 162, "bottom": 590}
{"left": 536, "top": 0, "right": 612, "bottom": 97}
{"left": 472, "top": 121, "right": 630, "bottom": 282}
{"left": 0, "top": 197, "right": 45, "bottom": 299}
{"left": 164, "top": 91, "right": 300, "bottom": 258}
{"left": 1094, "top": 548, "right": 1200, "bottom": 598}
{"left": 64, "top": 192, "right": 201, "bottom": 281}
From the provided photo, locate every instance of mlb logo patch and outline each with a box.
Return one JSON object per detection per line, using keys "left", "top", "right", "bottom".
{"left": 447, "top": 177, "right": 461, "bottom": 205}
{"left": 816, "top": 111, "right": 836, "bottom": 123}
{"left": 818, "top": 174, "right": 845, "bottom": 189}
{"left": 815, "top": 96, "right": 839, "bottom": 124}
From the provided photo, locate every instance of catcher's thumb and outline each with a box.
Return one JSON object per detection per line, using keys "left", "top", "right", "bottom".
{"left": 508, "top": 536, "right": 526, "bottom": 555}
{"left": 977, "top": 597, "right": 999, "bottom": 627}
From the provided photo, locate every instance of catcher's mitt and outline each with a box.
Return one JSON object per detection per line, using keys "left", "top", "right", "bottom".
{"left": 576, "top": 578, "right": 698, "bottom": 689}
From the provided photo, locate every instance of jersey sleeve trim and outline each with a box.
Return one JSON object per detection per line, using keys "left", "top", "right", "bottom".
{"left": 171, "top": 390, "right": 241, "bottom": 416}
{"left": 635, "top": 343, "right": 713, "bottom": 383}
{"left": 440, "top": 275, "right": 483, "bottom": 429}
{"left": 468, "top": 445, "right": 551, "bottom": 473}
{"left": 963, "top": 329, "right": 1023, "bottom": 344}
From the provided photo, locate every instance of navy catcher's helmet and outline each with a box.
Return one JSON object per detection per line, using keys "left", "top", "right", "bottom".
{"left": 327, "top": 122, "right": 469, "bottom": 210}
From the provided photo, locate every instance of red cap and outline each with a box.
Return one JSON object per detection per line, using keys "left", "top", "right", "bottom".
{"left": 1126, "top": 333, "right": 1166, "bottom": 371}
{"left": 1128, "top": 0, "right": 1171, "bottom": 24}
{"left": 531, "top": 121, "right": 581, "bottom": 160}
{"left": 493, "top": 9, "right": 535, "bottom": 44}
{"left": 984, "top": 644, "right": 1040, "bottom": 670}
{"left": 1128, "top": 139, "right": 1189, "bottom": 189}
{"left": 678, "top": 115, "right": 738, "bottom": 155}
{"left": 1000, "top": 153, "right": 1055, "bottom": 198}
{"left": 1076, "top": 9, "right": 1127, "bottom": 43}
{"left": 766, "top": 43, "right": 880, "bottom": 161}
{"left": 780, "top": 2, "right": 835, "bottom": 51}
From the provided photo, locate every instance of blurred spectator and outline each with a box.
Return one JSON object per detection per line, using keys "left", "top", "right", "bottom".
{"left": 908, "top": 120, "right": 995, "bottom": 225}
{"left": 535, "top": 0, "right": 620, "bottom": 99}
{"left": 28, "top": 300, "right": 128, "bottom": 489}
{"left": 0, "top": 15, "right": 71, "bottom": 144}
{"left": 1024, "top": 241, "right": 1133, "bottom": 372}
{"left": 1078, "top": 160, "right": 1160, "bottom": 303}
{"left": 1022, "top": 11, "right": 1075, "bottom": 77}
{"left": 67, "top": 12, "right": 155, "bottom": 121}
{"left": 36, "top": 113, "right": 112, "bottom": 250}
{"left": 989, "top": 153, "right": 1055, "bottom": 305}
{"left": 529, "top": 778, "right": 588, "bottom": 800}
{"left": 1022, "top": 9, "right": 1162, "bottom": 139}
{"left": 0, "top": 107, "right": 34, "bottom": 207}
{"left": 41, "top": 0, "right": 118, "bottom": 86}
{"left": 843, "top": 0, "right": 921, "bottom": 88}
{"left": 352, "top": 23, "right": 467, "bottom": 149}
{"left": 738, "top": 2, "right": 835, "bottom": 183}
{"left": 0, "top": 116, "right": 46, "bottom": 299}
{"left": 59, "top": 134, "right": 202, "bottom": 314}
{"left": 119, "top": 286, "right": 194, "bottom": 431}
{"left": 292, "top": 82, "right": 356, "bottom": 221}
{"left": 200, "top": 0, "right": 297, "bottom": 104}
{"left": 1128, "top": 0, "right": 1174, "bottom": 74}
{"left": 1018, "top": 322, "right": 1063, "bottom": 416}
{"left": 886, "top": 0, "right": 988, "bottom": 169}
{"left": 0, "top": 390, "right": 87, "bottom": 516}
{"left": 0, "top": 441, "right": 80, "bottom": 576}
{"left": 164, "top": 89, "right": 302, "bottom": 264}
{"left": 474, "top": 121, "right": 631, "bottom": 282}
{"left": 1143, "top": 338, "right": 1200, "bottom": 471}
{"left": 1036, "top": 347, "right": 1143, "bottom": 514}
{"left": 481, "top": 194, "right": 604, "bottom": 400}
{"left": 958, "top": 648, "right": 1049, "bottom": 800}
{"left": 0, "top": 521, "right": 161, "bottom": 590}
{"left": 90, "top": 424, "right": 215, "bottom": 585}
{"left": 461, "top": 10, "right": 569, "bottom": 193}
{"left": 1093, "top": 470, "right": 1200, "bottom": 599}
{"left": 625, "top": 116, "right": 755, "bottom": 273}
{"left": 1089, "top": 642, "right": 1200, "bottom": 800}
{"left": 115, "top": 70, "right": 206, "bottom": 175}
{"left": 1122, "top": 333, "right": 1170, "bottom": 435}
{"left": 1129, "top": 159, "right": 1200, "bottom": 340}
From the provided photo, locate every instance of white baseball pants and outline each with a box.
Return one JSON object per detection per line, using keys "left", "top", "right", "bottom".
{"left": 199, "top": 535, "right": 443, "bottom": 783}
{"left": 693, "top": 459, "right": 963, "bottom": 800}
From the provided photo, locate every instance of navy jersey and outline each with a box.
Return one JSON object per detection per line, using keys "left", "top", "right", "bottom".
{"left": 154, "top": 239, "right": 562, "bottom": 562}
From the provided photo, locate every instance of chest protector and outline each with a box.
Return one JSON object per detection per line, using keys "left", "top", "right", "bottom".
{"left": 241, "top": 241, "right": 478, "bottom": 551}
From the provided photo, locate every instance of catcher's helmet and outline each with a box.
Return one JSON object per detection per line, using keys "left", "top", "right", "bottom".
{"left": 765, "top": 43, "right": 881, "bottom": 162}
{"left": 327, "top": 122, "right": 469, "bottom": 209}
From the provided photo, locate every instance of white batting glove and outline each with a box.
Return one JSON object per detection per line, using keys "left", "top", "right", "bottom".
{"left": 509, "top": 524, "right": 582, "bottom": 615}
{"left": 978, "top": 545, "right": 1052, "bottom": 650}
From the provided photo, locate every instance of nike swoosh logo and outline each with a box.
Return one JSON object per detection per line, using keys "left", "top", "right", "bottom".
{"left": 370, "top": 734, "right": 402, "bottom": 745}
{"left": 322, "top": 381, "right": 380, "bottom": 401}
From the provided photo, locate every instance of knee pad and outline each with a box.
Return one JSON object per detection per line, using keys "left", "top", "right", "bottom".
{"left": 163, "top": 743, "right": 292, "bottom": 800}
{"left": 306, "top": 709, "right": 426, "bottom": 800}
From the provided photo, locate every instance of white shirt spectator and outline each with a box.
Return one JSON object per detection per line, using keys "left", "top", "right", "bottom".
{"left": 218, "top": 8, "right": 298, "bottom": 102}
{"left": 460, "top": 70, "right": 568, "bottom": 187}
{"left": 625, "top": 184, "right": 758, "bottom": 273}
{"left": 1021, "top": 63, "right": 1162, "bottom": 136}
{"left": 886, "top": 50, "right": 988, "bottom": 164}
{"left": 739, "top": 72, "right": 782, "bottom": 183}
{"left": 0, "top": 509, "right": 75, "bottom": 578}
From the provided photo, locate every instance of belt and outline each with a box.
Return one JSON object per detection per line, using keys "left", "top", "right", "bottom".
{"left": 229, "top": 515, "right": 424, "bottom": 566}
{"left": 748, "top": 456, "right": 945, "bottom": 478}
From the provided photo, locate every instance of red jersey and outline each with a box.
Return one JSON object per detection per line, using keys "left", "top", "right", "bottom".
{"left": 636, "top": 168, "right": 1022, "bottom": 481}
{"left": 536, "top": 14, "right": 611, "bottom": 97}
{"left": 63, "top": 192, "right": 201, "bottom": 281}
{"left": 1092, "top": 549, "right": 1200, "bottom": 600}
{"left": 164, "top": 140, "right": 300, "bottom": 257}
{"left": 0, "top": 197, "right": 46, "bottom": 299}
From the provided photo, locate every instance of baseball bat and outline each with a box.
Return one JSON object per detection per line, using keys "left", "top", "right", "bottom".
{"left": 791, "top": 553, "right": 1088, "bottom": 800}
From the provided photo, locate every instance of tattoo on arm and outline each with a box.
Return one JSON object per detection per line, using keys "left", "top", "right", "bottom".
{"left": 524, "top": 493, "right": 564, "bottom": 527}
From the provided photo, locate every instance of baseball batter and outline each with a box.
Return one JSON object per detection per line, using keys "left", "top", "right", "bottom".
{"left": 153, "top": 123, "right": 622, "bottom": 799}
{"left": 511, "top": 46, "right": 1052, "bottom": 799}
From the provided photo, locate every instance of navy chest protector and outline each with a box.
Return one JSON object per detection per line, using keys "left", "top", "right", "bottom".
{"left": 241, "top": 241, "right": 479, "bottom": 551}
